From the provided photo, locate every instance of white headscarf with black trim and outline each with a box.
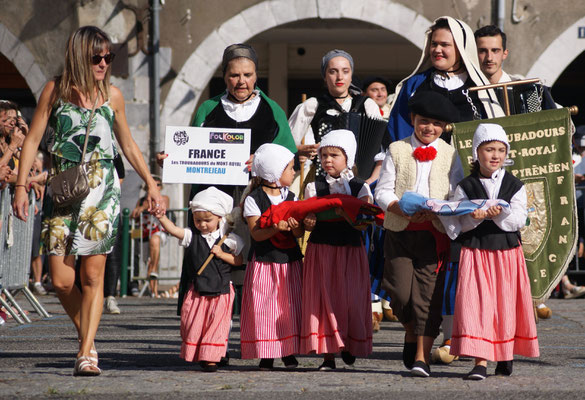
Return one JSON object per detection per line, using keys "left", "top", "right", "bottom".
{"left": 388, "top": 16, "right": 504, "bottom": 120}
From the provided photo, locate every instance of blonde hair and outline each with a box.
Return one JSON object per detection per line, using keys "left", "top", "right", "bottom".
{"left": 53, "top": 26, "right": 112, "bottom": 107}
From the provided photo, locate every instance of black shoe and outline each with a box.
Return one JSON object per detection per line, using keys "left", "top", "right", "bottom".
{"left": 403, "top": 341, "right": 417, "bottom": 369}
{"left": 199, "top": 361, "right": 218, "bottom": 372}
{"left": 341, "top": 351, "right": 356, "bottom": 366}
{"left": 318, "top": 359, "right": 336, "bottom": 371}
{"left": 495, "top": 360, "right": 513, "bottom": 376}
{"left": 218, "top": 353, "right": 230, "bottom": 367}
{"left": 282, "top": 355, "right": 298, "bottom": 369}
{"left": 259, "top": 358, "right": 274, "bottom": 371}
{"left": 410, "top": 361, "right": 430, "bottom": 377}
{"left": 465, "top": 365, "right": 487, "bottom": 380}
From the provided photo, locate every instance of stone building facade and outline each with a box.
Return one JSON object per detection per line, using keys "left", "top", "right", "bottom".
{"left": 1, "top": 0, "right": 584, "bottom": 172}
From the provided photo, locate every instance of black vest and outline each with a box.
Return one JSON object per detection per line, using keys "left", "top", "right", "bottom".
{"left": 176, "top": 228, "right": 233, "bottom": 315}
{"left": 416, "top": 75, "right": 486, "bottom": 121}
{"left": 184, "top": 229, "right": 232, "bottom": 295}
{"left": 310, "top": 94, "right": 368, "bottom": 140}
{"left": 203, "top": 98, "right": 278, "bottom": 154}
{"left": 308, "top": 176, "right": 365, "bottom": 247}
{"left": 456, "top": 172, "right": 524, "bottom": 250}
{"left": 247, "top": 187, "right": 303, "bottom": 263}
{"left": 415, "top": 76, "right": 486, "bottom": 144}
{"left": 310, "top": 94, "right": 368, "bottom": 178}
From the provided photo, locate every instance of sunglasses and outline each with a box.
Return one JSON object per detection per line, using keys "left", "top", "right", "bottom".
{"left": 91, "top": 53, "right": 115, "bottom": 65}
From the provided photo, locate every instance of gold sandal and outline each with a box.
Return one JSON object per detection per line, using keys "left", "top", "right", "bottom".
{"left": 73, "top": 356, "right": 101, "bottom": 376}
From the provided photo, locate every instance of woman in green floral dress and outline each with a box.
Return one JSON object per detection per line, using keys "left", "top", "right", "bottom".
{"left": 13, "top": 26, "right": 164, "bottom": 376}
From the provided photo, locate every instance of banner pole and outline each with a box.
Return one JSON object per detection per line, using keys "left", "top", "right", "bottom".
{"left": 299, "top": 93, "right": 307, "bottom": 199}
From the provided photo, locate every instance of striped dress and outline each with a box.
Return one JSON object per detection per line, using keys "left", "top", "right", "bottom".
{"left": 449, "top": 171, "right": 539, "bottom": 361}
{"left": 300, "top": 175, "right": 373, "bottom": 357}
{"left": 240, "top": 187, "right": 303, "bottom": 359}
{"left": 178, "top": 225, "right": 243, "bottom": 363}
{"left": 181, "top": 284, "right": 234, "bottom": 362}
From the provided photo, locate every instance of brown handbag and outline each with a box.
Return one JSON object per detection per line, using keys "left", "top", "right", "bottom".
{"left": 50, "top": 96, "right": 98, "bottom": 208}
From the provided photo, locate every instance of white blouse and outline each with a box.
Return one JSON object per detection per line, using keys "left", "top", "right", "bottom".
{"left": 288, "top": 96, "right": 382, "bottom": 146}
{"left": 243, "top": 187, "right": 295, "bottom": 218}
{"left": 179, "top": 219, "right": 244, "bottom": 255}
{"left": 374, "top": 135, "right": 464, "bottom": 212}
{"left": 441, "top": 169, "right": 528, "bottom": 240}
{"left": 220, "top": 90, "right": 261, "bottom": 122}
{"left": 304, "top": 168, "right": 372, "bottom": 202}
{"left": 432, "top": 71, "right": 469, "bottom": 91}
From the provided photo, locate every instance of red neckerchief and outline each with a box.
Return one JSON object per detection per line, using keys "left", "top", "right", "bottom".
{"left": 412, "top": 146, "right": 437, "bottom": 162}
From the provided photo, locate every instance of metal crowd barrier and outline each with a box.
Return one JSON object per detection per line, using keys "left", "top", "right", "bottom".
{"left": 0, "top": 186, "right": 50, "bottom": 324}
{"left": 122, "top": 208, "right": 186, "bottom": 297}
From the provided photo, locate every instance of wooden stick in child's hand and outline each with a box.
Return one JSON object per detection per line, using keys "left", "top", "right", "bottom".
{"left": 197, "top": 231, "right": 230, "bottom": 275}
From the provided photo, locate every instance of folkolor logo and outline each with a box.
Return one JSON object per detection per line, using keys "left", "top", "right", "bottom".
{"left": 209, "top": 131, "right": 245, "bottom": 144}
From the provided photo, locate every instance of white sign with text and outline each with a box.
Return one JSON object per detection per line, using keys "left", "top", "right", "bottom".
{"left": 162, "top": 126, "right": 251, "bottom": 185}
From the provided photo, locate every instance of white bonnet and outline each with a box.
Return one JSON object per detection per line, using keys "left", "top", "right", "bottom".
{"left": 472, "top": 123, "right": 510, "bottom": 161}
{"left": 189, "top": 186, "right": 233, "bottom": 217}
{"left": 318, "top": 129, "right": 357, "bottom": 169}
{"left": 251, "top": 143, "right": 295, "bottom": 183}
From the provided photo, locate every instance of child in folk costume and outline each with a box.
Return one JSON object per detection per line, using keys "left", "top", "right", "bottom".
{"left": 447, "top": 124, "right": 539, "bottom": 380}
{"left": 301, "top": 129, "right": 373, "bottom": 370}
{"left": 374, "top": 91, "right": 463, "bottom": 378}
{"left": 240, "top": 143, "right": 304, "bottom": 370}
{"left": 157, "top": 187, "right": 244, "bottom": 372}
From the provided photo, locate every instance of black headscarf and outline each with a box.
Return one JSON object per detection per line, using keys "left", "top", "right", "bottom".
{"left": 221, "top": 44, "right": 258, "bottom": 74}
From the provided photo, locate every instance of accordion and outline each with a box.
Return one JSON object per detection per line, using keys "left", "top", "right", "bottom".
{"left": 494, "top": 82, "right": 555, "bottom": 115}
{"left": 335, "top": 112, "right": 389, "bottom": 179}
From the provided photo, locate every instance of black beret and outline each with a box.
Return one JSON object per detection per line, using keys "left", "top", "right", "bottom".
{"left": 408, "top": 90, "right": 460, "bottom": 123}
{"left": 362, "top": 76, "right": 391, "bottom": 92}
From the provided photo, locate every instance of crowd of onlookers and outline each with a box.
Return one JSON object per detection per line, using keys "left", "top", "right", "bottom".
{"left": 0, "top": 97, "right": 173, "bottom": 322}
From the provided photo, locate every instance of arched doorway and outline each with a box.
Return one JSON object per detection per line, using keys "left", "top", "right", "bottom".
{"left": 0, "top": 24, "right": 47, "bottom": 121}
{"left": 0, "top": 23, "right": 47, "bottom": 108}
{"left": 551, "top": 50, "right": 585, "bottom": 126}
{"left": 201, "top": 18, "right": 422, "bottom": 116}
{"left": 161, "top": 1, "right": 431, "bottom": 128}
{"left": 526, "top": 16, "right": 585, "bottom": 88}
{"left": 0, "top": 53, "right": 37, "bottom": 120}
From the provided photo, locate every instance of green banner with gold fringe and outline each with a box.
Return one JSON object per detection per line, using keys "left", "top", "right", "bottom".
{"left": 452, "top": 108, "right": 576, "bottom": 302}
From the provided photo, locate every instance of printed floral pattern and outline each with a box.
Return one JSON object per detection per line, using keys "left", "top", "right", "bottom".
{"left": 42, "top": 100, "right": 120, "bottom": 256}
{"left": 49, "top": 100, "right": 117, "bottom": 163}
{"left": 87, "top": 153, "right": 104, "bottom": 188}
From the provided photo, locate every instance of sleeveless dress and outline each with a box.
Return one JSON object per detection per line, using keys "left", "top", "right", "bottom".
{"left": 41, "top": 100, "right": 120, "bottom": 256}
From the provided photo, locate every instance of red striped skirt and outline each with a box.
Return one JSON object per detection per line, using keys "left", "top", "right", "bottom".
{"left": 240, "top": 258, "right": 302, "bottom": 359}
{"left": 300, "top": 243, "right": 373, "bottom": 356}
{"left": 450, "top": 246, "right": 539, "bottom": 361}
{"left": 180, "top": 284, "right": 234, "bottom": 363}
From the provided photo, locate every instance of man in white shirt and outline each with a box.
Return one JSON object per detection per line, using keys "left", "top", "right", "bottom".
{"left": 475, "top": 25, "right": 557, "bottom": 112}
{"left": 474, "top": 25, "right": 509, "bottom": 84}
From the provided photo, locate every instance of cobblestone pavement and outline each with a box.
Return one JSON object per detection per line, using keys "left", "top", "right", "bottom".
{"left": 1, "top": 294, "right": 585, "bottom": 399}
